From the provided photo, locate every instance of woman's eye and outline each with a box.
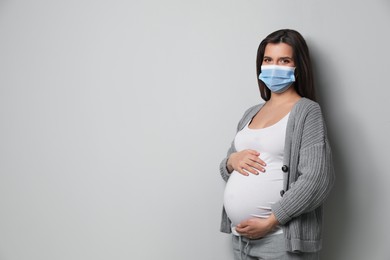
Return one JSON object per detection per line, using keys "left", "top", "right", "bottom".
{"left": 263, "top": 58, "right": 271, "bottom": 63}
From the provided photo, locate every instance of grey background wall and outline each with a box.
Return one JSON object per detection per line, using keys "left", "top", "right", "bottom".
{"left": 1, "top": 0, "right": 389, "bottom": 259}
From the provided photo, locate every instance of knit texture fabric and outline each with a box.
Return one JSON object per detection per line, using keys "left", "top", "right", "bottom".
{"left": 219, "top": 98, "right": 335, "bottom": 253}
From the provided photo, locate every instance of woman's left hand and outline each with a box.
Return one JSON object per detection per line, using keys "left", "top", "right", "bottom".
{"left": 236, "top": 214, "right": 279, "bottom": 239}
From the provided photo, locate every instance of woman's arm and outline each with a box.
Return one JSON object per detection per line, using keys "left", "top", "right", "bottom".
{"left": 272, "top": 104, "right": 335, "bottom": 225}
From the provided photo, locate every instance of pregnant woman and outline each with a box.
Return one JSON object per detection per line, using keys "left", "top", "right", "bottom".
{"left": 219, "top": 29, "right": 335, "bottom": 260}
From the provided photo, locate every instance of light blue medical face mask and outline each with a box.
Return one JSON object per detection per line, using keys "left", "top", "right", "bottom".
{"left": 259, "top": 65, "right": 296, "bottom": 93}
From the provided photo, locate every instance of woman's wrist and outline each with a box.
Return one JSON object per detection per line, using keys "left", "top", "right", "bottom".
{"left": 267, "top": 213, "right": 280, "bottom": 230}
{"left": 226, "top": 154, "right": 235, "bottom": 173}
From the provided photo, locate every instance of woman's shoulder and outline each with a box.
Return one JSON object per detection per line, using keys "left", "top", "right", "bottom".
{"left": 244, "top": 103, "right": 264, "bottom": 115}
{"left": 236, "top": 103, "right": 265, "bottom": 130}
{"left": 296, "top": 97, "right": 320, "bottom": 109}
{"left": 293, "top": 97, "right": 322, "bottom": 116}
{"left": 242, "top": 103, "right": 265, "bottom": 120}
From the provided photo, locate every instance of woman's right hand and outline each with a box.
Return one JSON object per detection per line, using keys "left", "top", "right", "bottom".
{"left": 226, "top": 149, "right": 266, "bottom": 176}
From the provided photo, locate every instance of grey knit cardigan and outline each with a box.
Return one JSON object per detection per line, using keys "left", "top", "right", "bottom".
{"left": 219, "top": 98, "right": 335, "bottom": 253}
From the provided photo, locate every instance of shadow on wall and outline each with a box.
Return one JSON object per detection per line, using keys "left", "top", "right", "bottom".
{"left": 310, "top": 44, "right": 351, "bottom": 259}
{"left": 318, "top": 110, "right": 380, "bottom": 260}
{"left": 319, "top": 121, "right": 351, "bottom": 260}
{"left": 311, "top": 44, "right": 382, "bottom": 258}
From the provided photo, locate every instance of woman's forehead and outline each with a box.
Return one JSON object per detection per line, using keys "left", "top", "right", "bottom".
{"left": 264, "top": 43, "right": 293, "bottom": 57}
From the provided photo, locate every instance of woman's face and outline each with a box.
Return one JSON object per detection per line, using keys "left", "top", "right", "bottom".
{"left": 262, "top": 43, "right": 295, "bottom": 67}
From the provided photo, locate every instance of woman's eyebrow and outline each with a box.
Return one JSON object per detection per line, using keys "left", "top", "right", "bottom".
{"left": 263, "top": 56, "right": 293, "bottom": 59}
{"left": 279, "top": 56, "right": 293, "bottom": 60}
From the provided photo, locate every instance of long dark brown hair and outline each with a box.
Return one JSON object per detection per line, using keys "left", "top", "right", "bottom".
{"left": 256, "top": 29, "right": 316, "bottom": 101}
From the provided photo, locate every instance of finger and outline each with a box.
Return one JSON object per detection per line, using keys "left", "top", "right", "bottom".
{"left": 237, "top": 165, "right": 249, "bottom": 176}
{"left": 246, "top": 149, "right": 260, "bottom": 156}
{"left": 236, "top": 225, "right": 251, "bottom": 235}
{"left": 253, "top": 156, "right": 267, "bottom": 167}
{"left": 237, "top": 220, "right": 249, "bottom": 228}
{"left": 244, "top": 158, "right": 265, "bottom": 173}
{"left": 247, "top": 154, "right": 266, "bottom": 167}
{"left": 241, "top": 169, "right": 250, "bottom": 176}
{"left": 245, "top": 164, "right": 265, "bottom": 174}
{"left": 235, "top": 226, "right": 245, "bottom": 233}
{"left": 243, "top": 165, "right": 259, "bottom": 175}
{"left": 237, "top": 155, "right": 265, "bottom": 175}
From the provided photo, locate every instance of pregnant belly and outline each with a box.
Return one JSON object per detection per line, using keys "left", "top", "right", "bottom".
{"left": 223, "top": 170, "right": 283, "bottom": 227}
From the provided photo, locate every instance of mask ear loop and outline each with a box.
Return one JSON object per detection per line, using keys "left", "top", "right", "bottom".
{"left": 293, "top": 72, "right": 298, "bottom": 88}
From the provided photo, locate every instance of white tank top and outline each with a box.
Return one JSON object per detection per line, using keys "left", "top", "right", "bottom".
{"left": 223, "top": 113, "right": 289, "bottom": 236}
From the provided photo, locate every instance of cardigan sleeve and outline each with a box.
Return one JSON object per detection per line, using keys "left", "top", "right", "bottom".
{"left": 272, "top": 103, "right": 335, "bottom": 225}
{"left": 219, "top": 140, "right": 236, "bottom": 182}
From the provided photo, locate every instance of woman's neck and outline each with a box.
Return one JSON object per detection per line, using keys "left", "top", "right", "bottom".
{"left": 267, "top": 88, "right": 301, "bottom": 107}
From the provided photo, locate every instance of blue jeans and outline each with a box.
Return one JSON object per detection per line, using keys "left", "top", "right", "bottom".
{"left": 232, "top": 234, "right": 320, "bottom": 260}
